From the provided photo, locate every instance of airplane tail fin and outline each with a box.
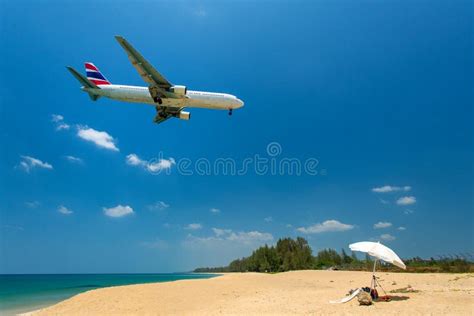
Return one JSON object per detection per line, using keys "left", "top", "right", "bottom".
{"left": 85, "top": 62, "right": 111, "bottom": 85}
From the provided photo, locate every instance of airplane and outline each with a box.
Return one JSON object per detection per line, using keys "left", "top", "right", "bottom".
{"left": 66, "top": 36, "right": 244, "bottom": 124}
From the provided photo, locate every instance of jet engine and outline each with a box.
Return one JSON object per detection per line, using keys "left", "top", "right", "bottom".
{"left": 177, "top": 111, "right": 191, "bottom": 120}
{"left": 169, "top": 85, "right": 187, "bottom": 96}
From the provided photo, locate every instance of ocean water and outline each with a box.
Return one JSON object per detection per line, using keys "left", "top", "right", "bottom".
{"left": 0, "top": 273, "right": 217, "bottom": 315}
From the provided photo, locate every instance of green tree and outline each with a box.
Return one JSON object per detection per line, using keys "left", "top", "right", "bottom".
{"left": 315, "top": 249, "right": 342, "bottom": 268}
{"left": 341, "top": 248, "right": 352, "bottom": 264}
{"left": 275, "top": 237, "right": 313, "bottom": 271}
{"left": 351, "top": 251, "right": 358, "bottom": 263}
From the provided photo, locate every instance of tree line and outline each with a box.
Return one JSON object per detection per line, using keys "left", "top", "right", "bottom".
{"left": 194, "top": 237, "right": 473, "bottom": 273}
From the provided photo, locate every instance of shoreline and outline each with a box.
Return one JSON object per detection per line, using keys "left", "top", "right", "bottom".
{"left": 4, "top": 273, "right": 218, "bottom": 316}
{"left": 18, "top": 275, "right": 226, "bottom": 316}
{"left": 22, "top": 270, "right": 473, "bottom": 315}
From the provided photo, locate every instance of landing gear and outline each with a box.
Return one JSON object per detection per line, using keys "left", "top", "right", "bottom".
{"left": 153, "top": 96, "right": 163, "bottom": 104}
{"left": 149, "top": 86, "right": 163, "bottom": 104}
{"left": 154, "top": 106, "right": 168, "bottom": 123}
{"left": 228, "top": 108, "right": 233, "bottom": 116}
{"left": 155, "top": 106, "right": 166, "bottom": 117}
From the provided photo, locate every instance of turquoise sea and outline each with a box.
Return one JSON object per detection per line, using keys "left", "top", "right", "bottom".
{"left": 0, "top": 273, "right": 217, "bottom": 315}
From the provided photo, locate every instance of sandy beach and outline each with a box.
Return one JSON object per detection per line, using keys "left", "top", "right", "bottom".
{"left": 26, "top": 270, "right": 473, "bottom": 315}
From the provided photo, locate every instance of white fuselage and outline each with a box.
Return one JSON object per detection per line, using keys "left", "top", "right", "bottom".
{"left": 83, "top": 85, "right": 244, "bottom": 110}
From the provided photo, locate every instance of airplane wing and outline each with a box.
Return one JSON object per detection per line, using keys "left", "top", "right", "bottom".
{"left": 153, "top": 114, "right": 171, "bottom": 125}
{"left": 115, "top": 36, "right": 172, "bottom": 90}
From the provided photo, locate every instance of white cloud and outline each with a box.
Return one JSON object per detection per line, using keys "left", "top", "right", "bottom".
{"left": 18, "top": 155, "right": 53, "bottom": 172}
{"left": 397, "top": 196, "right": 416, "bottom": 205}
{"left": 380, "top": 233, "right": 396, "bottom": 241}
{"left": 126, "top": 153, "right": 175, "bottom": 174}
{"left": 379, "top": 198, "right": 390, "bottom": 205}
{"left": 185, "top": 228, "right": 273, "bottom": 246}
{"left": 374, "top": 221, "right": 392, "bottom": 229}
{"left": 227, "top": 231, "right": 273, "bottom": 244}
{"left": 185, "top": 223, "right": 203, "bottom": 230}
{"left": 286, "top": 224, "right": 293, "bottom": 228}
{"left": 103, "top": 205, "right": 134, "bottom": 218}
{"left": 264, "top": 216, "right": 273, "bottom": 222}
{"left": 25, "top": 201, "right": 41, "bottom": 208}
{"left": 58, "top": 205, "right": 73, "bottom": 215}
{"left": 296, "top": 219, "right": 354, "bottom": 234}
{"left": 51, "top": 114, "right": 70, "bottom": 131}
{"left": 148, "top": 201, "right": 170, "bottom": 211}
{"left": 64, "top": 155, "right": 83, "bottom": 164}
{"left": 210, "top": 208, "right": 220, "bottom": 214}
{"left": 372, "top": 185, "right": 411, "bottom": 193}
{"left": 56, "top": 123, "right": 70, "bottom": 131}
{"left": 182, "top": 228, "right": 274, "bottom": 269}
{"left": 147, "top": 158, "right": 175, "bottom": 173}
{"left": 77, "top": 126, "right": 119, "bottom": 151}
{"left": 51, "top": 114, "right": 64, "bottom": 122}
{"left": 212, "top": 228, "right": 232, "bottom": 237}
{"left": 141, "top": 239, "right": 169, "bottom": 250}
{"left": 404, "top": 209, "right": 414, "bottom": 215}
{"left": 398, "top": 226, "right": 406, "bottom": 231}
{"left": 126, "top": 154, "right": 145, "bottom": 166}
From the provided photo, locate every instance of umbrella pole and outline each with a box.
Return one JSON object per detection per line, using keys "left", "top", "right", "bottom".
{"left": 370, "top": 259, "right": 388, "bottom": 297}
{"left": 371, "top": 259, "right": 377, "bottom": 292}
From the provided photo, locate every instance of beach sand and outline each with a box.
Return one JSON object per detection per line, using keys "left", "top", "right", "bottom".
{"left": 27, "top": 270, "right": 473, "bottom": 315}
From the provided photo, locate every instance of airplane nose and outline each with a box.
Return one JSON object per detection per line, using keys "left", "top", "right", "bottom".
{"left": 236, "top": 98, "right": 244, "bottom": 108}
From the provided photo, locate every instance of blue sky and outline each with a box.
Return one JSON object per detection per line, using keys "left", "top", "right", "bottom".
{"left": 0, "top": 0, "right": 472, "bottom": 273}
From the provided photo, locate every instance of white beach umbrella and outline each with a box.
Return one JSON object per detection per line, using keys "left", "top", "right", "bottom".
{"left": 350, "top": 241, "right": 406, "bottom": 294}
{"left": 331, "top": 241, "right": 405, "bottom": 303}
{"left": 349, "top": 241, "right": 407, "bottom": 295}
{"left": 349, "top": 241, "right": 406, "bottom": 270}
